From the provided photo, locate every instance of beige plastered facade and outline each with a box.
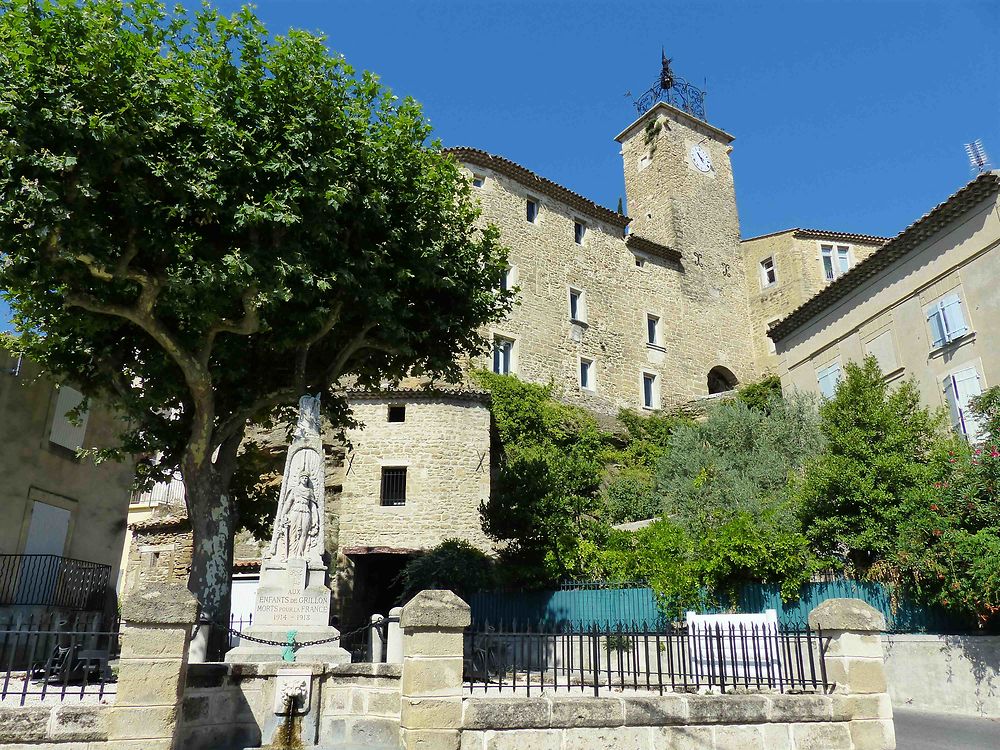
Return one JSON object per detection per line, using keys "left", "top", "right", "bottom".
{"left": 0, "top": 348, "right": 134, "bottom": 587}
{"left": 741, "top": 231, "right": 885, "bottom": 374}
{"left": 774, "top": 177, "right": 1000, "bottom": 417}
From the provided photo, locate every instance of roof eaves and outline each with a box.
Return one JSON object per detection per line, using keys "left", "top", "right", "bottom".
{"left": 770, "top": 172, "right": 1000, "bottom": 343}
{"left": 626, "top": 234, "right": 682, "bottom": 264}
{"left": 444, "top": 147, "right": 630, "bottom": 230}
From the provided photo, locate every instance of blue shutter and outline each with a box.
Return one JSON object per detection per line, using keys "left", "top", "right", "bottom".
{"left": 926, "top": 304, "right": 946, "bottom": 348}
{"left": 952, "top": 367, "right": 984, "bottom": 441}
{"left": 940, "top": 293, "right": 968, "bottom": 341}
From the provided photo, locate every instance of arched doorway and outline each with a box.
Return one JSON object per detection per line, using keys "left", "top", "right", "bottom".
{"left": 707, "top": 366, "right": 738, "bottom": 394}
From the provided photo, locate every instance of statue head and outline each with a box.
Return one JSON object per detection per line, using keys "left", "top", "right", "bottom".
{"left": 298, "top": 472, "right": 311, "bottom": 487}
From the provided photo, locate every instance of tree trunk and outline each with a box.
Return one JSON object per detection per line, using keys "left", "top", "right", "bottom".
{"left": 184, "top": 463, "right": 235, "bottom": 629}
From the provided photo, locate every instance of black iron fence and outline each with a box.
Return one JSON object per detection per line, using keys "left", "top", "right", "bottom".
{"left": 464, "top": 621, "right": 829, "bottom": 697}
{"left": 0, "top": 554, "right": 111, "bottom": 611}
{"left": 1, "top": 616, "right": 119, "bottom": 704}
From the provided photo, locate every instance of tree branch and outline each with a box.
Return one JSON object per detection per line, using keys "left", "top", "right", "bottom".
{"left": 199, "top": 286, "right": 261, "bottom": 367}
{"left": 323, "top": 322, "right": 378, "bottom": 385}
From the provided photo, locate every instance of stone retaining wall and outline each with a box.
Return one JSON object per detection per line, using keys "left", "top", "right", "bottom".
{"left": 459, "top": 693, "right": 892, "bottom": 750}
{"left": 884, "top": 634, "right": 1000, "bottom": 718}
{"left": 0, "top": 704, "right": 109, "bottom": 747}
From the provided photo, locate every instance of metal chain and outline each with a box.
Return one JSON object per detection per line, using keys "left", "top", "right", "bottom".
{"left": 211, "top": 614, "right": 383, "bottom": 649}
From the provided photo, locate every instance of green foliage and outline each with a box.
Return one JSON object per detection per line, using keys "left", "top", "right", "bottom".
{"left": 736, "top": 375, "right": 783, "bottom": 412}
{"left": 656, "top": 392, "right": 824, "bottom": 534}
{"left": 970, "top": 386, "right": 1000, "bottom": 444}
{"left": 895, "top": 393, "right": 1000, "bottom": 625}
{"left": 0, "top": 0, "right": 510, "bottom": 615}
{"left": 603, "top": 409, "right": 692, "bottom": 524}
{"left": 797, "top": 357, "right": 954, "bottom": 569}
{"left": 397, "top": 539, "right": 496, "bottom": 601}
{"left": 473, "top": 371, "right": 608, "bottom": 584}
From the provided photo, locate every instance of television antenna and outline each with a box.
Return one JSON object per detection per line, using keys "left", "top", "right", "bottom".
{"left": 964, "top": 139, "right": 991, "bottom": 173}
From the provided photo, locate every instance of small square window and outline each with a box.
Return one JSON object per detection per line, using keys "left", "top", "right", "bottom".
{"left": 493, "top": 336, "right": 514, "bottom": 375}
{"left": 760, "top": 257, "right": 777, "bottom": 287}
{"left": 574, "top": 221, "right": 586, "bottom": 245}
{"left": 380, "top": 467, "right": 407, "bottom": 506}
{"left": 526, "top": 199, "right": 538, "bottom": 224}
{"left": 642, "top": 373, "right": 658, "bottom": 409}
{"left": 646, "top": 314, "right": 660, "bottom": 346}
{"left": 387, "top": 405, "right": 406, "bottom": 423}
{"left": 580, "top": 358, "right": 595, "bottom": 390}
{"left": 472, "top": 174, "right": 486, "bottom": 188}
{"left": 635, "top": 255, "right": 645, "bottom": 268}
{"left": 569, "top": 288, "right": 586, "bottom": 323}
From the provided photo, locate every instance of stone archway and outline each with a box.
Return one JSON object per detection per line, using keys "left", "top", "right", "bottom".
{"left": 707, "top": 365, "right": 738, "bottom": 394}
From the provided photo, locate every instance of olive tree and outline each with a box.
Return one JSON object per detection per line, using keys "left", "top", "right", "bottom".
{"left": 0, "top": 0, "right": 510, "bottom": 621}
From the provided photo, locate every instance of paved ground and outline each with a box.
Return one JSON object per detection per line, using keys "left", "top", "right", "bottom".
{"left": 895, "top": 708, "right": 1000, "bottom": 750}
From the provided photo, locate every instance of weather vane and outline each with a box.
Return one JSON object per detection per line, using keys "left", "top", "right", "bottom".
{"left": 627, "top": 49, "right": 706, "bottom": 121}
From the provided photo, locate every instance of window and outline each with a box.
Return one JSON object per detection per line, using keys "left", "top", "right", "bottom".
{"left": 574, "top": 221, "right": 586, "bottom": 245}
{"left": 49, "top": 385, "right": 89, "bottom": 451}
{"left": 760, "top": 257, "right": 777, "bottom": 287}
{"left": 634, "top": 255, "right": 646, "bottom": 268}
{"left": 642, "top": 372, "right": 658, "bottom": 409}
{"left": 579, "top": 357, "right": 595, "bottom": 390}
{"left": 526, "top": 198, "right": 538, "bottom": 224}
{"left": 646, "top": 314, "right": 660, "bottom": 346}
{"left": 472, "top": 174, "right": 486, "bottom": 188}
{"left": 493, "top": 336, "right": 514, "bottom": 375}
{"left": 816, "top": 361, "right": 842, "bottom": 399}
{"left": 387, "top": 405, "right": 406, "bottom": 423}
{"left": 945, "top": 367, "right": 985, "bottom": 441}
{"left": 821, "top": 244, "right": 851, "bottom": 281}
{"left": 569, "top": 288, "right": 586, "bottom": 323}
{"left": 767, "top": 319, "right": 780, "bottom": 354}
{"left": 926, "top": 292, "right": 969, "bottom": 349}
{"left": 499, "top": 265, "right": 516, "bottom": 292}
{"left": 380, "top": 467, "right": 407, "bottom": 506}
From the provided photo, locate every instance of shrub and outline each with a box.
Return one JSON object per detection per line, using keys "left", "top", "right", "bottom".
{"left": 397, "top": 539, "right": 496, "bottom": 600}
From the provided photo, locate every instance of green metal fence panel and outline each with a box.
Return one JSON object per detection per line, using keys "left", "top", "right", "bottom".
{"left": 467, "top": 580, "right": 972, "bottom": 633}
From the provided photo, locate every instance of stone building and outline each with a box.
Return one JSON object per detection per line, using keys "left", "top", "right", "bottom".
{"left": 0, "top": 347, "right": 135, "bottom": 620}
{"left": 740, "top": 229, "right": 887, "bottom": 373}
{"left": 772, "top": 170, "right": 1000, "bottom": 441}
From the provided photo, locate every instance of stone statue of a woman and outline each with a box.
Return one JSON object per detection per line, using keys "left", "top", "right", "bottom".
{"left": 269, "top": 470, "right": 319, "bottom": 560}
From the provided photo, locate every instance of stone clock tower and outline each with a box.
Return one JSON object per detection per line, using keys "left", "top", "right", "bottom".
{"left": 616, "top": 63, "right": 756, "bottom": 395}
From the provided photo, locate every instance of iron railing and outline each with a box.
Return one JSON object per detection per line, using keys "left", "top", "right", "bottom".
{"left": 1, "top": 616, "right": 119, "bottom": 704}
{"left": 464, "top": 621, "right": 829, "bottom": 697}
{"left": 0, "top": 554, "right": 111, "bottom": 611}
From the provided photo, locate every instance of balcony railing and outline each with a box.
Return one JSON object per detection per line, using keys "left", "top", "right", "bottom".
{"left": 0, "top": 555, "right": 111, "bottom": 611}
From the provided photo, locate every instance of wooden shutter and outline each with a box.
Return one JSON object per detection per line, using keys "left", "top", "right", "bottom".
{"left": 940, "top": 293, "right": 968, "bottom": 341}
{"left": 49, "top": 385, "right": 89, "bottom": 450}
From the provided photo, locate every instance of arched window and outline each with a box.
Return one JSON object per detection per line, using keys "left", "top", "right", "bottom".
{"left": 707, "top": 366, "right": 738, "bottom": 394}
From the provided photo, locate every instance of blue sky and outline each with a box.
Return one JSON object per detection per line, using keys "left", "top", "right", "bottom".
{"left": 3, "top": 0, "right": 998, "bottom": 332}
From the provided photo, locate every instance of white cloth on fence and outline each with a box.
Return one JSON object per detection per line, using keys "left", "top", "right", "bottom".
{"left": 685, "top": 609, "right": 782, "bottom": 688}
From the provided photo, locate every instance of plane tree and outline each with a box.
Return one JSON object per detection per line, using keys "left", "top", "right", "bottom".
{"left": 0, "top": 0, "right": 510, "bottom": 621}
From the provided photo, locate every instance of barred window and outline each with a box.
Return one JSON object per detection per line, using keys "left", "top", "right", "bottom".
{"left": 380, "top": 467, "right": 407, "bottom": 506}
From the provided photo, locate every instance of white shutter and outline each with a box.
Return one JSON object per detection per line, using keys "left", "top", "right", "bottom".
{"left": 940, "top": 293, "right": 968, "bottom": 341}
{"left": 926, "top": 304, "right": 946, "bottom": 348}
{"left": 952, "top": 367, "right": 984, "bottom": 441}
{"left": 944, "top": 375, "right": 963, "bottom": 433}
{"left": 817, "top": 363, "right": 842, "bottom": 399}
{"left": 49, "top": 385, "right": 89, "bottom": 450}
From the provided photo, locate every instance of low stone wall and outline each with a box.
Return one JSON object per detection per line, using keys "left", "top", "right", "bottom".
{"left": 178, "top": 661, "right": 402, "bottom": 750}
{"left": 0, "top": 704, "right": 109, "bottom": 747}
{"left": 460, "top": 693, "right": 893, "bottom": 750}
{"left": 884, "top": 634, "right": 1000, "bottom": 718}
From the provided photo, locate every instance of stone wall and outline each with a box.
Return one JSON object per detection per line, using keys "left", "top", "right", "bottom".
{"left": 740, "top": 231, "right": 883, "bottom": 375}
{"left": 337, "top": 393, "right": 492, "bottom": 554}
{"left": 459, "top": 693, "right": 892, "bottom": 750}
{"left": 0, "top": 704, "right": 109, "bottom": 747}
{"left": 120, "top": 515, "right": 192, "bottom": 596}
{"left": 883, "top": 634, "right": 1000, "bottom": 718}
{"left": 177, "top": 661, "right": 402, "bottom": 750}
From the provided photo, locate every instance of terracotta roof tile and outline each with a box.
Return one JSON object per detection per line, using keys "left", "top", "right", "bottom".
{"left": 741, "top": 227, "right": 891, "bottom": 244}
{"left": 444, "top": 147, "right": 630, "bottom": 230}
{"left": 770, "top": 172, "right": 1000, "bottom": 342}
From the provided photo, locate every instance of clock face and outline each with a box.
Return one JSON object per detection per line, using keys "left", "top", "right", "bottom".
{"left": 691, "top": 144, "right": 713, "bottom": 172}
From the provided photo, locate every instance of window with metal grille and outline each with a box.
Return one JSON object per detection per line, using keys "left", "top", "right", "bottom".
{"left": 380, "top": 467, "right": 407, "bottom": 506}
{"left": 387, "top": 405, "right": 406, "bottom": 423}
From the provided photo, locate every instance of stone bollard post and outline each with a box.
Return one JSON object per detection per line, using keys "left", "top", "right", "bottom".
{"left": 106, "top": 582, "right": 198, "bottom": 750}
{"left": 399, "top": 590, "right": 470, "bottom": 750}
{"left": 369, "top": 613, "right": 387, "bottom": 663}
{"left": 386, "top": 606, "right": 404, "bottom": 664}
{"left": 808, "top": 598, "right": 895, "bottom": 750}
